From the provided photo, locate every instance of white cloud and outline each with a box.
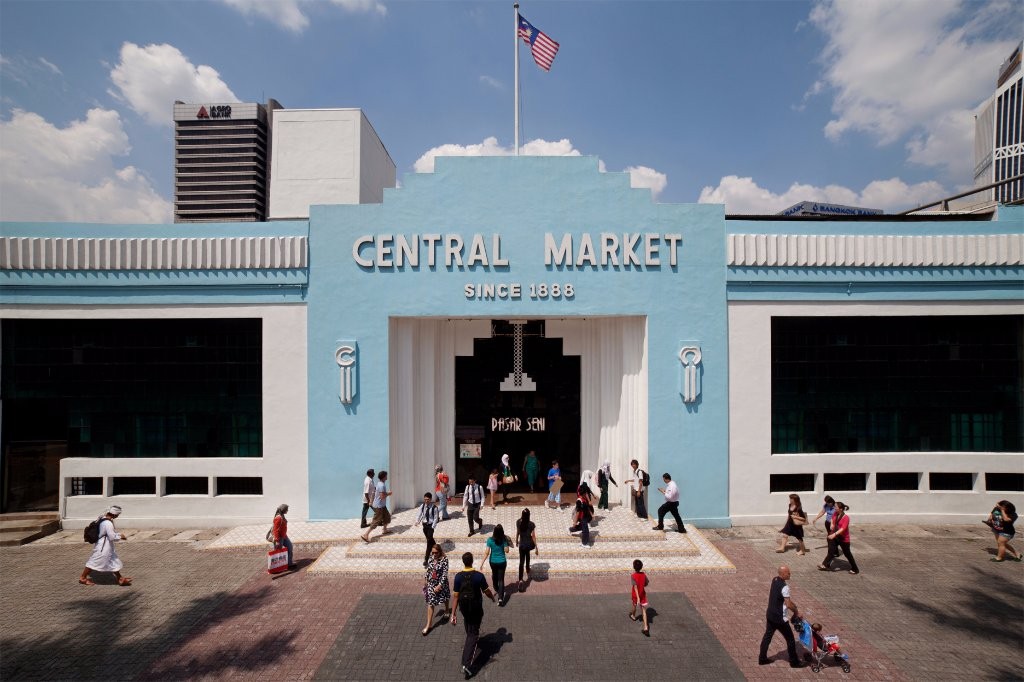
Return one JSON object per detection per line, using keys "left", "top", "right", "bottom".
{"left": 807, "top": 0, "right": 1020, "bottom": 179}
{"left": 413, "top": 136, "right": 669, "bottom": 199}
{"left": 479, "top": 75, "right": 503, "bottom": 90}
{"left": 38, "top": 57, "right": 61, "bottom": 76}
{"left": 0, "top": 108, "right": 171, "bottom": 223}
{"left": 698, "top": 174, "right": 944, "bottom": 214}
{"left": 221, "top": 0, "right": 385, "bottom": 33}
{"left": 624, "top": 166, "right": 668, "bottom": 198}
{"left": 108, "top": 43, "right": 237, "bottom": 127}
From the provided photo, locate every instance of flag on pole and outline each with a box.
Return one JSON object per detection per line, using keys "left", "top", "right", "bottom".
{"left": 517, "top": 14, "right": 559, "bottom": 71}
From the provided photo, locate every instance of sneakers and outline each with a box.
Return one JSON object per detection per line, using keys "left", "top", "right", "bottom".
{"left": 652, "top": 526, "right": 664, "bottom": 531}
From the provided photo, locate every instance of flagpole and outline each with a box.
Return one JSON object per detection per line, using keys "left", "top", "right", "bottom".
{"left": 514, "top": 2, "right": 520, "bottom": 156}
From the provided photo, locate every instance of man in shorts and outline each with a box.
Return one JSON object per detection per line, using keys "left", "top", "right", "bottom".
{"left": 361, "top": 471, "right": 391, "bottom": 542}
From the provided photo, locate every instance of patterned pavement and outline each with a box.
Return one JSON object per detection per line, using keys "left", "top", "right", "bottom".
{"left": 3, "top": 516, "right": 1021, "bottom": 681}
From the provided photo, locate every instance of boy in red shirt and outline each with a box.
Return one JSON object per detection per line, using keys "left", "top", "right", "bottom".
{"left": 629, "top": 558, "right": 650, "bottom": 636}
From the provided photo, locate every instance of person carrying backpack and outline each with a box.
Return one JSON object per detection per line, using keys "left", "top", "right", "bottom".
{"left": 450, "top": 551, "right": 497, "bottom": 679}
{"left": 627, "top": 459, "right": 649, "bottom": 519}
{"left": 79, "top": 506, "right": 131, "bottom": 586}
{"left": 570, "top": 485, "right": 595, "bottom": 546}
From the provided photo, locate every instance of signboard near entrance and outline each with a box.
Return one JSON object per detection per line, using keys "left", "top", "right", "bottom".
{"left": 459, "top": 443, "right": 482, "bottom": 459}
{"left": 491, "top": 417, "right": 546, "bottom": 432}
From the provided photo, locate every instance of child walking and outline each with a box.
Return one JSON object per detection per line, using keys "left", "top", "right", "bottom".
{"left": 629, "top": 559, "right": 650, "bottom": 636}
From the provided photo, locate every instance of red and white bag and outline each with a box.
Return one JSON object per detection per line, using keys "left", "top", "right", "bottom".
{"left": 267, "top": 547, "right": 289, "bottom": 574}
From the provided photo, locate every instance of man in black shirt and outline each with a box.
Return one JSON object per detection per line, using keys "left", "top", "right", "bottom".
{"left": 758, "top": 565, "right": 805, "bottom": 668}
{"left": 451, "top": 551, "right": 497, "bottom": 679}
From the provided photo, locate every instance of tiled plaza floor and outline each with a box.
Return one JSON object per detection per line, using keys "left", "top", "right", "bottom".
{"left": 2, "top": 516, "right": 1020, "bottom": 681}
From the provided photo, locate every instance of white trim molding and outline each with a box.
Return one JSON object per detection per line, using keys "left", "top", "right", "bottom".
{"left": 0, "top": 236, "right": 308, "bottom": 271}
{"left": 727, "top": 233, "right": 1023, "bottom": 268}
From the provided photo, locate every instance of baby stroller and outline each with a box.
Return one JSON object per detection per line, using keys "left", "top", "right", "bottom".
{"left": 794, "top": 618, "right": 851, "bottom": 673}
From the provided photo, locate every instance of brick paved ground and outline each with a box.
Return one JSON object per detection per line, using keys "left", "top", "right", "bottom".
{"left": 2, "top": 524, "right": 1021, "bottom": 681}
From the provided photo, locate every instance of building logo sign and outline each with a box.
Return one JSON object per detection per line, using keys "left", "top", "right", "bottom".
{"left": 196, "top": 105, "right": 233, "bottom": 119}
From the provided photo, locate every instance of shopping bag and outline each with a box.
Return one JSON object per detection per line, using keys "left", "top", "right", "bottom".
{"left": 267, "top": 547, "right": 289, "bottom": 574}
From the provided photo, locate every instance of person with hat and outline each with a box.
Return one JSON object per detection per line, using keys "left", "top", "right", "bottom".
{"left": 434, "top": 464, "right": 451, "bottom": 521}
{"left": 79, "top": 506, "right": 131, "bottom": 586}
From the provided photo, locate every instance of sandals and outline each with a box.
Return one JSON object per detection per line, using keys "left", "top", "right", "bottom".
{"left": 642, "top": 628, "right": 650, "bottom": 637}
{"left": 117, "top": 577, "right": 133, "bottom": 586}
{"left": 817, "top": 565, "right": 829, "bottom": 571}
{"left": 79, "top": 578, "right": 95, "bottom": 586}
{"left": 629, "top": 614, "right": 639, "bottom": 621}
{"left": 421, "top": 627, "right": 430, "bottom": 636}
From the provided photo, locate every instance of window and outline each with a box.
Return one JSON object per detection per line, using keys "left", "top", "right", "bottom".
{"left": 876, "top": 472, "right": 920, "bottom": 491}
{"left": 71, "top": 477, "right": 103, "bottom": 496}
{"left": 823, "top": 473, "right": 867, "bottom": 491}
{"left": 985, "top": 472, "right": 1024, "bottom": 492}
{"left": 929, "top": 473, "right": 974, "bottom": 491}
{"left": 772, "top": 316, "right": 1023, "bottom": 453}
{"left": 165, "top": 477, "right": 209, "bottom": 495}
{"left": 112, "top": 477, "right": 156, "bottom": 495}
{"left": 769, "top": 473, "right": 815, "bottom": 493}
{"left": 1, "top": 319, "right": 262, "bottom": 460}
{"left": 216, "top": 477, "right": 263, "bottom": 495}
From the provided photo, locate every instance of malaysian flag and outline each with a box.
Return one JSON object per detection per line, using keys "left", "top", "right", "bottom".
{"left": 518, "top": 15, "right": 559, "bottom": 71}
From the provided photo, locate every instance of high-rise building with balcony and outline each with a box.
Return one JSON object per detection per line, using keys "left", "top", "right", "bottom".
{"left": 173, "top": 99, "right": 282, "bottom": 223}
{"left": 974, "top": 41, "right": 1022, "bottom": 204}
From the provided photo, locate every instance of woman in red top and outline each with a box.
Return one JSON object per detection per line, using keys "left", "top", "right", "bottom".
{"left": 818, "top": 503, "right": 859, "bottom": 574}
{"left": 273, "top": 504, "right": 296, "bottom": 570}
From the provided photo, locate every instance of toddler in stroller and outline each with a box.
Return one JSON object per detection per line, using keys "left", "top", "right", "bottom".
{"left": 793, "top": 617, "right": 851, "bottom": 673}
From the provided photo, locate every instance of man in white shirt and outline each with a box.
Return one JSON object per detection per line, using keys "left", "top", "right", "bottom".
{"left": 414, "top": 492, "right": 440, "bottom": 567}
{"left": 360, "top": 468, "right": 375, "bottom": 528}
{"left": 625, "top": 459, "right": 648, "bottom": 519}
{"left": 462, "top": 474, "right": 484, "bottom": 537}
{"left": 653, "top": 472, "right": 686, "bottom": 533}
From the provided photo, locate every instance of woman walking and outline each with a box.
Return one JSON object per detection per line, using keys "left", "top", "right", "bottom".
{"left": 522, "top": 450, "right": 540, "bottom": 492}
{"left": 597, "top": 460, "right": 617, "bottom": 510}
{"left": 812, "top": 495, "right": 839, "bottom": 558}
{"left": 499, "top": 453, "right": 515, "bottom": 504}
{"left": 986, "top": 500, "right": 1022, "bottom": 562}
{"left": 777, "top": 494, "right": 808, "bottom": 555}
{"left": 818, "top": 502, "right": 860, "bottom": 574}
{"left": 272, "top": 503, "right": 296, "bottom": 570}
{"left": 487, "top": 468, "right": 500, "bottom": 510}
{"left": 79, "top": 505, "right": 131, "bottom": 586}
{"left": 480, "top": 524, "right": 513, "bottom": 606}
{"left": 514, "top": 509, "right": 538, "bottom": 591}
{"left": 422, "top": 543, "right": 451, "bottom": 635}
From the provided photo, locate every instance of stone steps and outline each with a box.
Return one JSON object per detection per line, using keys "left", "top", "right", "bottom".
{"left": 0, "top": 513, "right": 61, "bottom": 546}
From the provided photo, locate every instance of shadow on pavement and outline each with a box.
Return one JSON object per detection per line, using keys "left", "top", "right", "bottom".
{"left": 473, "top": 626, "right": 514, "bottom": 672}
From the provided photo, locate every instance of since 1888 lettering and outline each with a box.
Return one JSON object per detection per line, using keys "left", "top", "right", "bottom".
{"left": 464, "top": 282, "right": 575, "bottom": 301}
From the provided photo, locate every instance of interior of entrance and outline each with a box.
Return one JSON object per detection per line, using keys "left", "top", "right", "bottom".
{"left": 454, "top": 320, "right": 581, "bottom": 496}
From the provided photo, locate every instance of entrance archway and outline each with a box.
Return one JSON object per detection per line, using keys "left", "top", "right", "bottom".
{"left": 454, "top": 320, "right": 581, "bottom": 494}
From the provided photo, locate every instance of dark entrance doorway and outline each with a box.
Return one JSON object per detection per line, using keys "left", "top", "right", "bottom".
{"left": 454, "top": 321, "right": 580, "bottom": 496}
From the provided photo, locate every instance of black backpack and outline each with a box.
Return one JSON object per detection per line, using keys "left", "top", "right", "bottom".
{"left": 83, "top": 516, "right": 104, "bottom": 543}
{"left": 640, "top": 469, "right": 651, "bottom": 487}
{"left": 458, "top": 571, "right": 484, "bottom": 613}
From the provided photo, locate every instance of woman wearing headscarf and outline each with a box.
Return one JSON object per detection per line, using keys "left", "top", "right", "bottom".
{"left": 522, "top": 450, "right": 540, "bottom": 492}
{"left": 273, "top": 503, "right": 296, "bottom": 570}
{"left": 499, "top": 453, "right": 515, "bottom": 504}
{"left": 79, "top": 506, "right": 131, "bottom": 586}
{"left": 597, "top": 461, "right": 617, "bottom": 510}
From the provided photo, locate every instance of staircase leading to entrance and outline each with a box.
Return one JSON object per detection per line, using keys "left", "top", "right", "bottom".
{"left": 206, "top": 505, "right": 735, "bottom": 576}
{"left": 0, "top": 512, "right": 61, "bottom": 546}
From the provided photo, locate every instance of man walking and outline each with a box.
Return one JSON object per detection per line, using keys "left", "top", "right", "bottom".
{"left": 450, "top": 551, "right": 497, "bottom": 679}
{"left": 653, "top": 473, "right": 686, "bottom": 533}
{"left": 462, "top": 474, "right": 484, "bottom": 537}
{"left": 626, "top": 459, "right": 648, "bottom": 519}
{"left": 360, "top": 468, "right": 375, "bottom": 528}
{"left": 758, "top": 565, "right": 805, "bottom": 668}
{"left": 435, "top": 464, "right": 451, "bottom": 521}
{"left": 415, "top": 492, "right": 440, "bottom": 567}
{"left": 361, "top": 471, "right": 391, "bottom": 542}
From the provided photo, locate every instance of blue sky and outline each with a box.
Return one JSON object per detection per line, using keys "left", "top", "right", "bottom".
{"left": 1, "top": 0, "right": 1020, "bottom": 222}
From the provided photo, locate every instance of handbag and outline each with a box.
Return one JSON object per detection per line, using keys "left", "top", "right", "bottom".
{"left": 267, "top": 547, "right": 289, "bottom": 574}
{"left": 791, "top": 514, "right": 807, "bottom": 526}
{"left": 502, "top": 475, "right": 515, "bottom": 484}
